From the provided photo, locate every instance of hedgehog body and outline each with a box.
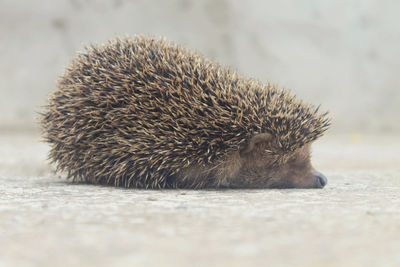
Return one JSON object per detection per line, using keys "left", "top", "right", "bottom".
{"left": 41, "top": 36, "right": 329, "bottom": 189}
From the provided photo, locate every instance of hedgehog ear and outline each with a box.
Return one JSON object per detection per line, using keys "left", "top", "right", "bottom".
{"left": 240, "top": 133, "right": 274, "bottom": 155}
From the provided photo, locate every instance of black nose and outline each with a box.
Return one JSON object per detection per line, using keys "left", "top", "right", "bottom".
{"left": 314, "top": 172, "right": 327, "bottom": 188}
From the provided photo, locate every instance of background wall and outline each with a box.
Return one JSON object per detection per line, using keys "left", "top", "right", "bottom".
{"left": 1, "top": 0, "right": 399, "bottom": 132}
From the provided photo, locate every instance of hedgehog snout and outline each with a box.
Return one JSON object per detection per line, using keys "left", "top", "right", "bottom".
{"left": 313, "top": 171, "right": 327, "bottom": 188}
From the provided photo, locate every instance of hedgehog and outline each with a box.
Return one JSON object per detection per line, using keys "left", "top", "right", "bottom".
{"left": 40, "top": 36, "right": 330, "bottom": 189}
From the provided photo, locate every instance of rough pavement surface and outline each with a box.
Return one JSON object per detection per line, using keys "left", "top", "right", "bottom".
{"left": 0, "top": 132, "right": 399, "bottom": 267}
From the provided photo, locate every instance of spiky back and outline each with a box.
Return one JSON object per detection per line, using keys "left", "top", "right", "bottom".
{"left": 41, "top": 36, "right": 329, "bottom": 188}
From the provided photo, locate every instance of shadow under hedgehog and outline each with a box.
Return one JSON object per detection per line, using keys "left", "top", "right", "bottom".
{"left": 41, "top": 36, "right": 330, "bottom": 189}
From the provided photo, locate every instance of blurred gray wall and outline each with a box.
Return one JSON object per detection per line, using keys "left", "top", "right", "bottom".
{"left": 1, "top": 0, "right": 399, "bottom": 132}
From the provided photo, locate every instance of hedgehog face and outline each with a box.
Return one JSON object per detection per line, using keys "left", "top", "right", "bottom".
{"left": 235, "top": 133, "right": 327, "bottom": 189}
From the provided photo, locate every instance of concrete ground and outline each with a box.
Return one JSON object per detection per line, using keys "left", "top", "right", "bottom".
{"left": 0, "top": 132, "right": 399, "bottom": 267}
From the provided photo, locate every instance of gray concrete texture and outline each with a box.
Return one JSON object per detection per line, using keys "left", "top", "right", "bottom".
{"left": 1, "top": 0, "right": 400, "bottom": 132}
{"left": 0, "top": 132, "right": 399, "bottom": 267}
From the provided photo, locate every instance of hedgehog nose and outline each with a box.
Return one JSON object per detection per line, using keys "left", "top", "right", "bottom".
{"left": 314, "top": 172, "right": 327, "bottom": 188}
